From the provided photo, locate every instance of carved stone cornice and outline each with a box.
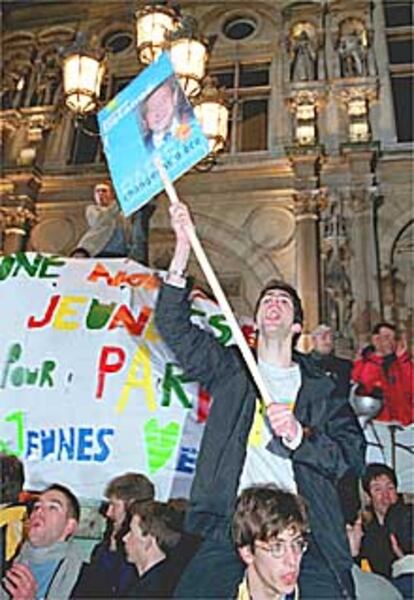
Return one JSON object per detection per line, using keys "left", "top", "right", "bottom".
{"left": 0, "top": 109, "right": 23, "bottom": 144}
{"left": 20, "top": 106, "right": 60, "bottom": 142}
{"left": 293, "top": 189, "right": 327, "bottom": 219}
{"left": 346, "top": 185, "right": 381, "bottom": 214}
{"left": 333, "top": 77, "right": 379, "bottom": 105}
{"left": 0, "top": 195, "right": 38, "bottom": 235}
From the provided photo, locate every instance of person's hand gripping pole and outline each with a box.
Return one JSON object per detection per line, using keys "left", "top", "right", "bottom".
{"left": 154, "top": 156, "right": 273, "bottom": 407}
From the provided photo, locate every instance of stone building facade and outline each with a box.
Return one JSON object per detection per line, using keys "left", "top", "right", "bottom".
{"left": 1, "top": 0, "right": 412, "bottom": 352}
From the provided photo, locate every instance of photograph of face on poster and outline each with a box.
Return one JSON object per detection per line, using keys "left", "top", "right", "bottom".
{"left": 138, "top": 75, "right": 194, "bottom": 153}
{"left": 98, "top": 53, "right": 209, "bottom": 218}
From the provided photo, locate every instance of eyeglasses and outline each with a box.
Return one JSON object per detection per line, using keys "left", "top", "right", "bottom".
{"left": 255, "top": 537, "right": 308, "bottom": 559}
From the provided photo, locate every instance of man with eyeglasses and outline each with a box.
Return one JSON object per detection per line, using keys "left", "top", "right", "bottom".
{"left": 232, "top": 485, "right": 308, "bottom": 600}
{"left": 155, "top": 201, "right": 366, "bottom": 599}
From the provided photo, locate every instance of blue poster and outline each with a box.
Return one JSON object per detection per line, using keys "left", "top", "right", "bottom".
{"left": 98, "top": 52, "right": 209, "bottom": 217}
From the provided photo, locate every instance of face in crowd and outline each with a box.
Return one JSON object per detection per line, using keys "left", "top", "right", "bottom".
{"left": 368, "top": 474, "right": 398, "bottom": 521}
{"left": 123, "top": 514, "right": 148, "bottom": 571}
{"left": 144, "top": 82, "right": 176, "bottom": 135}
{"left": 313, "top": 328, "right": 334, "bottom": 355}
{"left": 94, "top": 183, "right": 115, "bottom": 208}
{"left": 240, "top": 525, "right": 308, "bottom": 597}
{"left": 106, "top": 494, "right": 127, "bottom": 534}
{"left": 255, "top": 289, "right": 301, "bottom": 341}
{"left": 372, "top": 325, "right": 396, "bottom": 357}
{"left": 28, "top": 489, "right": 78, "bottom": 547}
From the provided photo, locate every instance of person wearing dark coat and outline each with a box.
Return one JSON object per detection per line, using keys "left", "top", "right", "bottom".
{"left": 309, "top": 324, "right": 353, "bottom": 400}
{"left": 309, "top": 324, "right": 359, "bottom": 524}
{"left": 154, "top": 200, "right": 366, "bottom": 599}
{"left": 122, "top": 500, "right": 195, "bottom": 598}
{"left": 72, "top": 472, "right": 154, "bottom": 598}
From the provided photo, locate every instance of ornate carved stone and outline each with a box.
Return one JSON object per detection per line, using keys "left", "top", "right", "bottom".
{"left": 293, "top": 190, "right": 326, "bottom": 218}
{"left": 320, "top": 193, "right": 354, "bottom": 342}
{"left": 0, "top": 110, "right": 22, "bottom": 147}
{"left": 289, "top": 24, "right": 318, "bottom": 82}
{"left": 0, "top": 195, "right": 38, "bottom": 237}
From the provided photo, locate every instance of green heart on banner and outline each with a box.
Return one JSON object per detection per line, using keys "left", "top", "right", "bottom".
{"left": 144, "top": 418, "right": 181, "bottom": 474}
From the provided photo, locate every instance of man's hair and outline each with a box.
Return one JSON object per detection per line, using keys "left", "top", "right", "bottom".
{"left": 386, "top": 503, "right": 413, "bottom": 555}
{"left": 232, "top": 485, "right": 309, "bottom": 551}
{"left": 129, "top": 500, "right": 181, "bottom": 553}
{"left": 254, "top": 280, "right": 304, "bottom": 325}
{"left": 0, "top": 454, "right": 24, "bottom": 504}
{"left": 311, "top": 323, "right": 332, "bottom": 338}
{"left": 361, "top": 463, "right": 398, "bottom": 495}
{"left": 372, "top": 322, "right": 396, "bottom": 336}
{"left": 44, "top": 484, "right": 81, "bottom": 522}
{"left": 105, "top": 472, "right": 155, "bottom": 506}
{"left": 94, "top": 180, "right": 113, "bottom": 191}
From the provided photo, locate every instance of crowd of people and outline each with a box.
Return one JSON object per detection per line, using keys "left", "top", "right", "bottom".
{"left": 1, "top": 192, "right": 412, "bottom": 599}
{"left": 0, "top": 458, "right": 412, "bottom": 599}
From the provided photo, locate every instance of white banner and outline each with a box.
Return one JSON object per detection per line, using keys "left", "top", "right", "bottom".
{"left": 0, "top": 253, "right": 232, "bottom": 501}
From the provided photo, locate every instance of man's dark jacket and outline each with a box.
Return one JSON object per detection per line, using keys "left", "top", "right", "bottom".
{"left": 155, "top": 283, "right": 366, "bottom": 594}
{"left": 309, "top": 350, "right": 353, "bottom": 400}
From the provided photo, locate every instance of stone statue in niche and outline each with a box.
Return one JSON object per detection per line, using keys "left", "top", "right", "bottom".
{"left": 338, "top": 29, "right": 367, "bottom": 77}
{"left": 11, "top": 65, "right": 31, "bottom": 108}
{"left": 290, "top": 30, "right": 316, "bottom": 82}
{"left": 325, "top": 251, "right": 354, "bottom": 339}
{"left": 37, "top": 50, "right": 61, "bottom": 106}
{"left": 322, "top": 200, "right": 354, "bottom": 342}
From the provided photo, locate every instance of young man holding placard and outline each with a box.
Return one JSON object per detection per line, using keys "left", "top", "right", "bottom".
{"left": 155, "top": 201, "right": 366, "bottom": 599}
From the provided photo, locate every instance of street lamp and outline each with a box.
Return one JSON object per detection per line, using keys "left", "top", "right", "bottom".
{"left": 63, "top": 4, "right": 228, "bottom": 168}
{"left": 193, "top": 77, "right": 229, "bottom": 154}
{"left": 167, "top": 15, "right": 209, "bottom": 98}
{"left": 62, "top": 37, "right": 105, "bottom": 116}
{"left": 135, "top": 4, "right": 177, "bottom": 64}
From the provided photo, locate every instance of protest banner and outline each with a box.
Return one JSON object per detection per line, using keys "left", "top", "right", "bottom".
{"left": 0, "top": 253, "right": 233, "bottom": 501}
{"left": 98, "top": 52, "right": 209, "bottom": 217}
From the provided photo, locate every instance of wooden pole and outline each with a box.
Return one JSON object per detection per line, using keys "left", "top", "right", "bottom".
{"left": 155, "top": 157, "right": 273, "bottom": 406}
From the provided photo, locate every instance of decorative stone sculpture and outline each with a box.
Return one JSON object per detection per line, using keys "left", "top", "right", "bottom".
{"left": 338, "top": 29, "right": 367, "bottom": 77}
{"left": 290, "top": 30, "right": 316, "bottom": 82}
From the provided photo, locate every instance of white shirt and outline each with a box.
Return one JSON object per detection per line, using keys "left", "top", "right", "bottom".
{"left": 238, "top": 360, "right": 302, "bottom": 494}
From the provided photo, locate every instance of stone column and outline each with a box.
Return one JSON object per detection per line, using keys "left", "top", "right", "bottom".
{"left": 338, "top": 144, "right": 381, "bottom": 343}
{"left": 346, "top": 186, "right": 382, "bottom": 341}
{"left": 1, "top": 172, "right": 41, "bottom": 254}
{"left": 0, "top": 197, "right": 37, "bottom": 254}
{"left": 293, "top": 190, "right": 323, "bottom": 348}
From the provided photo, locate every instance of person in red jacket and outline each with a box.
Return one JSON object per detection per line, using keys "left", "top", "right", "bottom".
{"left": 352, "top": 322, "right": 413, "bottom": 426}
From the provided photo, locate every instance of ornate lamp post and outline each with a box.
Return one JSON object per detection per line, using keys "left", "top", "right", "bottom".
{"left": 62, "top": 37, "right": 105, "bottom": 116}
{"left": 63, "top": 5, "right": 228, "bottom": 168}
{"left": 193, "top": 77, "right": 229, "bottom": 155}
{"left": 167, "top": 15, "right": 209, "bottom": 98}
{"left": 135, "top": 3, "right": 177, "bottom": 64}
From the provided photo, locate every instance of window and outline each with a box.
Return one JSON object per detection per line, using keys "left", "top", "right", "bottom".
{"left": 223, "top": 17, "right": 257, "bottom": 41}
{"left": 68, "top": 76, "right": 134, "bottom": 165}
{"left": 384, "top": 2, "right": 413, "bottom": 27}
{"left": 383, "top": 1, "right": 414, "bottom": 141}
{"left": 387, "top": 39, "right": 413, "bottom": 63}
{"left": 69, "top": 114, "right": 100, "bottom": 165}
{"left": 390, "top": 75, "right": 413, "bottom": 141}
{"left": 211, "top": 62, "right": 270, "bottom": 153}
{"left": 103, "top": 30, "right": 133, "bottom": 54}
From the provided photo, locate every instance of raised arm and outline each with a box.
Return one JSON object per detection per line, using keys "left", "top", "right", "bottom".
{"left": 163, "top": 201, "right": 192, "bottom": 288}
{"left": 155, "top": 202, "right": 240, "bottom": 390}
